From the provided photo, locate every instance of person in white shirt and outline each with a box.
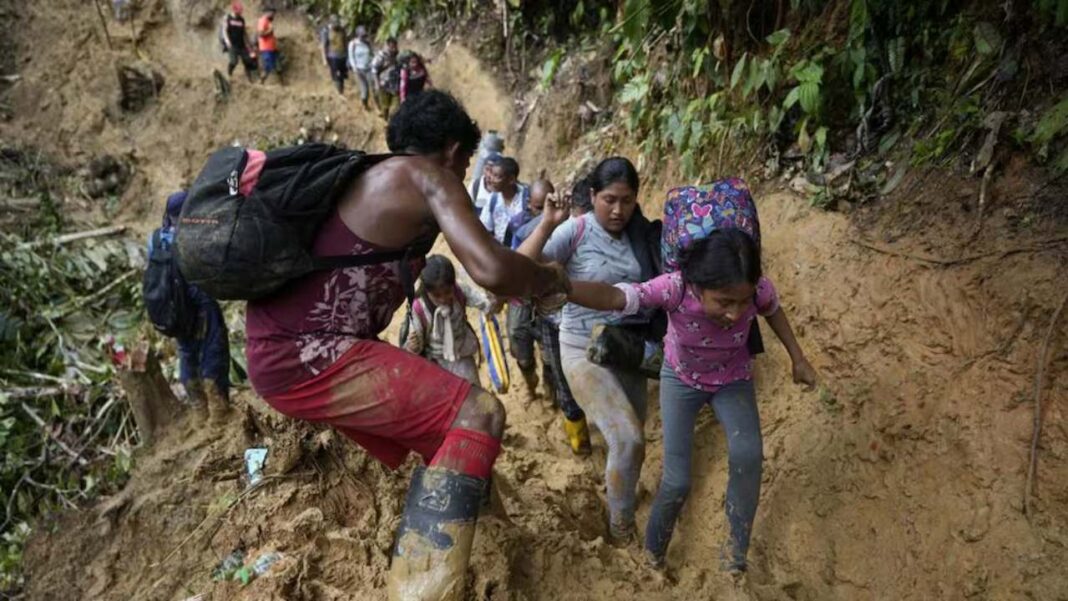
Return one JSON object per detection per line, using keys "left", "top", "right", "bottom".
{"left": 347, "top": 26, "right": 374, "bottom": 109}
{"left": 479, "top": 156, "right": 529, "bottom": 244}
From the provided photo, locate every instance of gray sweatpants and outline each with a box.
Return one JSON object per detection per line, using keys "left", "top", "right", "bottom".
{"left": 645, "top": 365, "right": 762, "bottom": 570}
{"left": 560, "top": 340, "right": 648, "bottom": 528}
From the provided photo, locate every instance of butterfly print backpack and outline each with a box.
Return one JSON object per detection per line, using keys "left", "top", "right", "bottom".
{"left": 661, "top": 178, "right": 760, "bottom": 271}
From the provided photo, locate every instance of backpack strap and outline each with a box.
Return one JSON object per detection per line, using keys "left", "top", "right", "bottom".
{"left": 412, "top": 297, "right": 431, "bottom": 331}
{"left": 570, "top": 214, "right": 588, "bottom": 254}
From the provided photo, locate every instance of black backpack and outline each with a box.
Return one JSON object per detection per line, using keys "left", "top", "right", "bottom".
{"left": 175, "top": 144, "right": 427, "bottom": 301}
{"left": 144, "top": 227, "right": 197, "bottom": 338}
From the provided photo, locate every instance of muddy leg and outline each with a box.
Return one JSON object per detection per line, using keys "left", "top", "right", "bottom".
{"left": 387, "top": 388, "right": 504, "bottom": 601}
{"left": 560, "top": 341, "right": 646, "bottom": 538}
{"left": 710, "top": 381, "right": 762, "bottom": 573}
{"left": 644, "top": 366, "right": 708, "bottom": 565}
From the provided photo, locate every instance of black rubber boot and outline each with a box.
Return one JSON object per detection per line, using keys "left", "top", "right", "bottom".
{"left": 387, "top": 466, "right": 486, "bottom": 601}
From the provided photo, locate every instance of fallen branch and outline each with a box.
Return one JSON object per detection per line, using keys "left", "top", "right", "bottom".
{"left": 20, "top": 402, "right": 89, "bottom": 466}
{"left": 91, "top": 0, "right": 114, "bottom": 50}
{"left": 971, "top": 162, "right": 995, "bottom": 241}
{"left": 1024, "top": 291, "right": 1068, "bottom": 520}
{"left": 17, "top": 225, "right": 127, "bottom": 250}
{"left": 0, "top": 197, "right": 39, "bottom": 210}
{"left": 3, "top": 386, "right": 65, "bottom": 400}
{"left": 517, "top": 95, "right": 541, "bottom": 133}
{"left": 852, "top": 236, "right": 1068, "bottom": 267}
{"left": 48, "top": 269, "right": 138, "bottom": 319}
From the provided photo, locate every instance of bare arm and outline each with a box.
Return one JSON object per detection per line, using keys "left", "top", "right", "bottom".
{"left": 568, "top": 281, "right": 626, "bottom": 312}
{"left": 417, "top": 164, "right": 567, "bottom": 299}
{"left": 516, "top": 191, "right": 570, "bottom": 261}
{"left": 764, "top": 307, "right": 817, "bottom": 388}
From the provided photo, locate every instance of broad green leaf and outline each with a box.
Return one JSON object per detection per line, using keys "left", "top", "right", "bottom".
{"left": 766, "top": 29, "right": 791, "bottom": 46}
{"left": 798, "top": 118, "right": 812, "bottom": 153}
{"left": 799, "top": 82, "right": 821, "bottom": 114}
{"left": 1029, "top": 95, "right": 1068, "bottom": 145}
{"left": 619, "top": 76, "right": 649, "bottom": 104}
{"left": 792, "top": 61, "right": 823, "bottom": 84}
{"left": 730, "top": 54, "right": 748, "bottom": 90}
{"left": 815, "top": 126, "right": 828, "bottom": 149}
{"left": 973, "top": 21, "right": 1002, "bottom": 56}
{"left": 784, "top": 86, "right": 801, "bottom": 109}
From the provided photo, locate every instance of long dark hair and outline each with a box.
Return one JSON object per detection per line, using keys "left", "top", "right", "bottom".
{"left": 587, "top": 156, "right": 639, "bottom": 195}
{"left": 679, "top": 229, "right": 762, "bottom": 290}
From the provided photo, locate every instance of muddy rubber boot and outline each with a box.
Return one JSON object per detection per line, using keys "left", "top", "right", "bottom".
{"left": 184, "top": 379, "right": 209, "bottom": 425}
{"left": 520, "top": 368, "right": 539, "bottom": 401}
{"left": 203, "top": 382, "right": 231, "bottom": 427}
{"left": 388, "top": 466, "right": 485, "bottom": 601}
{"left": 563, "top": 416, "right": 591, "bottom": 456}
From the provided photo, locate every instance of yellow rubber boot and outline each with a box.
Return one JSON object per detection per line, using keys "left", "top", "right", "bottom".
{"left": 563, "top": 416, "right": 591, "bottom": 456}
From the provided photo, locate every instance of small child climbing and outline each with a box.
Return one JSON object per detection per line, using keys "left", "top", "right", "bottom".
{"left": 567, "top": 227, "right": 817, "bottom": 576}
{"left": 404, "top": 255, "right": 494, "bottom": 385}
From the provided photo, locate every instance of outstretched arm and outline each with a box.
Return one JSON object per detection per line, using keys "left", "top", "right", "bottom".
{"left": 568, "top": 281, "right": 626, "bottom": 311}
{"left": 417, "top": 162, "right": 568, "bottom": 299}
{"left": 764, "top": 308, "right": 817, "bottom": 388}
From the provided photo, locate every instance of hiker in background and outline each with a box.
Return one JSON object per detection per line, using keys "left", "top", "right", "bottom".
{"left": 371, "top": 37, "right": 401, "bottom": 119}
{"left": 148, "top": 191, "right": 231, "bottom": 425}
{"left": 569, "top": 175, "right": 594, "bottom": 217}
{"left": 469, "top": 131, "right": 504, "bottom": 212}
{"left": 405, "top": 255, "right": 494, "bottom": 385}
{"left": 480, "top": 156, "right": 539, "bottom": 398}
{"left": 257, "top": 7, "right": 282, "bottom": 84}
{"left": 399, "top": 52, "right": 432, "bottom": 103}
{"left": 512, "top": 179, "right": 591, "bottom": 454}
{"left": 320, "top": 14, "right": 348, "bottom": 94}
{"left": 243, "top": 90, "right": 570, "bottom": 600}
{"left": 222, "top": 2, "right": 257, "bottom": 83}
{"left": 479, "top": 156, "right": 529, "bottom": 244}
{"left": 566, "top": 227, "right": 816, "bottom": 576}
{"left": 112, "top": 0, "right": 129, "bottom": 22}
{"left": 347, "top": 26, "right": 374, "bottom": 110}
{"left": 517, "top": 157, "right": 659, "bottom": 542}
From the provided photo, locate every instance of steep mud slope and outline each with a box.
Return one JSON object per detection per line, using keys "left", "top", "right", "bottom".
{"left": 5, "top": 2, "right": 1068, "bottom": 601}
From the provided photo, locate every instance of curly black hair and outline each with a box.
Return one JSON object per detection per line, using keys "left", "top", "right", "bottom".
{"left": 386, "top": 90, "right": 481, "bottom": 156}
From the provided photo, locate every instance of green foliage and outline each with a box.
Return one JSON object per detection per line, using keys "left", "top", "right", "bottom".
{"left": 1034, "top": 0, "right": 1068, "bottom": 27}
{"left": 1027, "top": 95, "right": 1068, "bottom": 172}
{"left": 0, "top": 155, "right": 144, "bottom": 592}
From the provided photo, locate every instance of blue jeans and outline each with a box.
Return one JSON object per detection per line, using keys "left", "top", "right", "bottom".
{"left": 177, "top": 286, "right": 230, "bottom": 397}
{"left": 645, "top": 366, "right": 762, "bottom": 570}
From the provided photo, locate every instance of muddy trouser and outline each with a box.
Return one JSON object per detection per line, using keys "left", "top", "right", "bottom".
{"left": 560, "top": 340, "right": 647, "bottom": 528}
{"left": 354, "top": 68, "right": 373, "bottom": 105}
{"left": 177, "top": 287, "right": 230, "bottom": 398}
{"left": 433, "top": 355, "right": 480, "bottom": 386}
{"left": 645, "top": 366, "right": 762, "bottom": 570}
{"left": 378, "top": 90, "right": 398, "bottom": 119}
{"left": 507, "top": 302, "right": 537, "bottom": 375}
{"left": 539, "top": 318, "right": 583, "bottom": 421}
{"left": 328, "top": 57, "right": 347, "bottom": 92}
{"left": 227, "top": 46, "right": 257, "bottom": 81}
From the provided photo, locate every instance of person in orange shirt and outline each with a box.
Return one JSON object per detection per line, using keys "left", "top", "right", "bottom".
{"left": 257, "top": 7, "right": 282, "bottom": 84}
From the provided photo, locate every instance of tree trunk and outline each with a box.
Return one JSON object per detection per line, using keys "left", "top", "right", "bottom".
{"left": 117, "top": 341, "right": 183, "bottom": 446}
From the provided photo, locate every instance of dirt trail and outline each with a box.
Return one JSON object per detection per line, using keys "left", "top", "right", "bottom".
{"left": 4, "top": 1, "right": 1068, "bottom": 600}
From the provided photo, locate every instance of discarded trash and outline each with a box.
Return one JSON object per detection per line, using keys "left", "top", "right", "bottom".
{"left": 252, "top": 551, "right": 283, "bottom": 575}
{"left": 244, "top": 447, "right": 268, "bottom": 486}
{"left": 211, "top": 549, "right": 245, "bottom": 581}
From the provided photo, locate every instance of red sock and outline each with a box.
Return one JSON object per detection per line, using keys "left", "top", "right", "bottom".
{"left": 429, "top": 428, "right": 501, "bottom": 479}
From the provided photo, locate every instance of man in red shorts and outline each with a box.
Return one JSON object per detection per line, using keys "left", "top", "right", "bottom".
{"left": 245, "top": 90, "right": 568, "bottom": 600}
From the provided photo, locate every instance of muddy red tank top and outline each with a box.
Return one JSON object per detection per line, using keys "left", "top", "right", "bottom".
{"left": 246, "top": 211, "right": 426, "bottom": 396}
